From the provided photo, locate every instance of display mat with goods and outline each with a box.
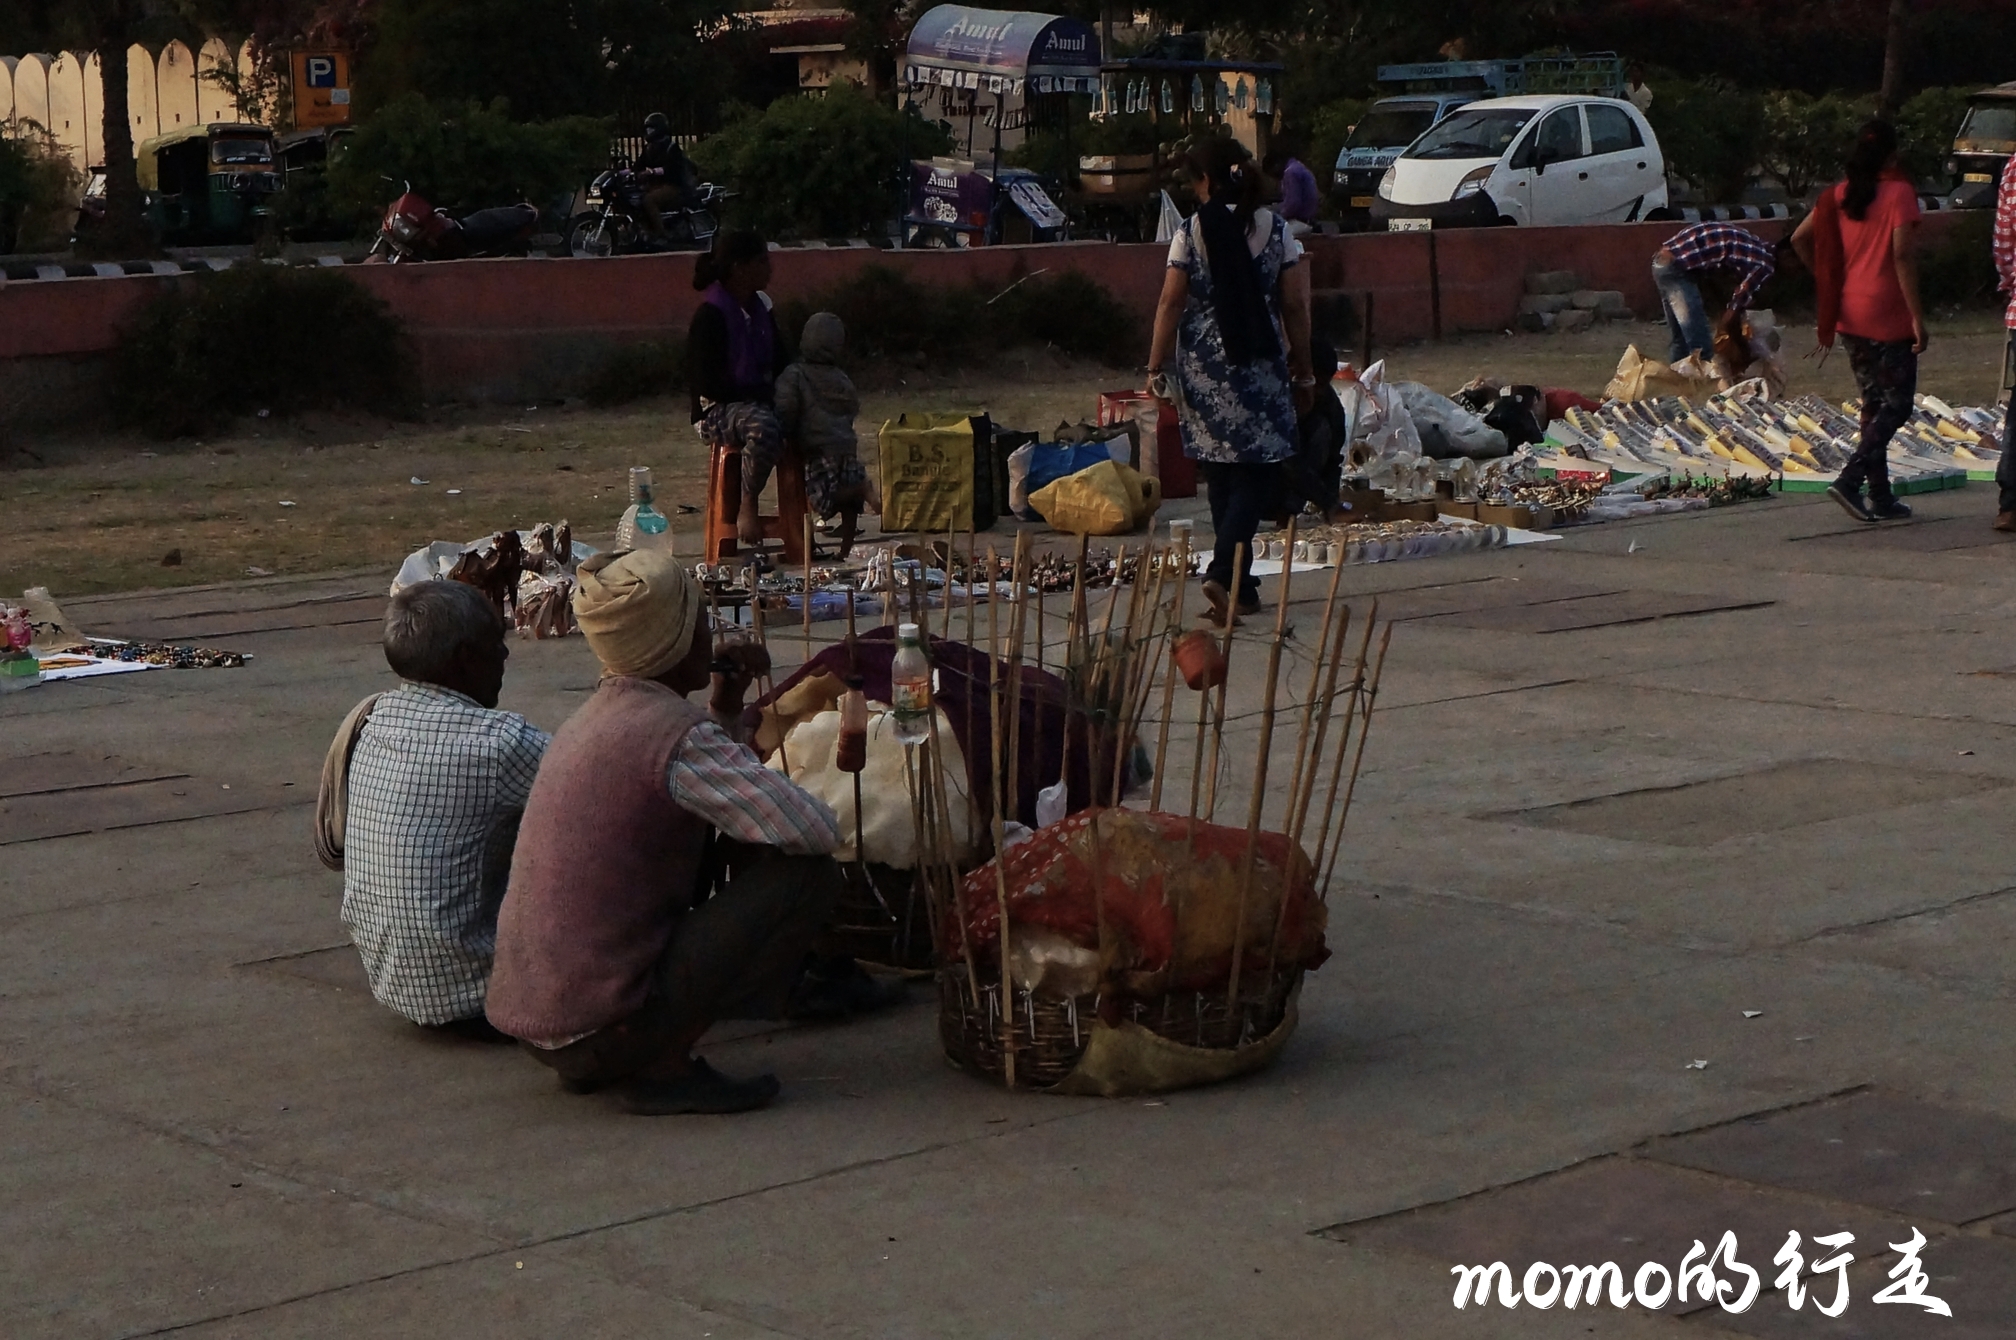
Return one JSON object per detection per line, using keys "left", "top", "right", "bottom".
{"left": 391, "top": 522, "right": 595, "bottom": 639}
{"left": 0, "top": 588, "right": 249, "bottom": 693}
{"left": 1546, "top": 393, "right": 2004, "bottom": 495}
{"left": 871, "top": 529, "right": 1394, "bottom": 1095}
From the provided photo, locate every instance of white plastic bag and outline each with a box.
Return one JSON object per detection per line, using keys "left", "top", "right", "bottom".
{"left": 1350, "top": 360, "right": 1422, "bottom": 459}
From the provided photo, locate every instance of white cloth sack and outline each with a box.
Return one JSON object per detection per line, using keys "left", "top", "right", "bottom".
{"left": 769, "top": 706, "right": 975, "bottom": 868}
{"left": 1396, "top": 382, "right": 1509, "bottom": 460}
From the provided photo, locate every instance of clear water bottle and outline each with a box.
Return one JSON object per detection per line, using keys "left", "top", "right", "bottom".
{"left": 615, "top": 466, "right": 673, "bottom": 552}
{"left": 890, "top": 622, "right": 931, "bottom": 747}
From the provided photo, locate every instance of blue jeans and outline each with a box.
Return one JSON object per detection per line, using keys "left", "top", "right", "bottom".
{"left": 1652, "top": 257, "right": 1713, "bottom": 363}
{"left": 1200, "top": 460, "right": 1281, "bottom": 605}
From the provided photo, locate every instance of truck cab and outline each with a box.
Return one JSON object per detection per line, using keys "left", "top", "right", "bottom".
{"left": 1333, "top": 95, "right": 1475, "bottom": 228}
{"left": 1950, "top": 82, "right": 2015, "bottom": 210}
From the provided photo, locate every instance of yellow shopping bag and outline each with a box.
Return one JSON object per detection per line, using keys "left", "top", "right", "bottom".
{"left": 1028, "top": 459, "right": 1161, "bottom": 535}
{"left": 878, "top": 413, "right": 974, "bottom": 532}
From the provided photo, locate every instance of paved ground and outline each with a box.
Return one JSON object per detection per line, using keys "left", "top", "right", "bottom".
{"left": 7, "top": 483, "right": 2016, "bottom": 1338}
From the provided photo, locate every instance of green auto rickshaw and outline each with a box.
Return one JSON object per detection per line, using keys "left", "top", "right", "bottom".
{"left": 136, "top": 123, "right": 281, "bottom": 244}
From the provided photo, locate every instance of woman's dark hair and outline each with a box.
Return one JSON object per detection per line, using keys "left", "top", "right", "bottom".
{"left": 1842, "top": 119, "right": 1898, "bottom": 222}
{"left": 693, "top": 229, "right": 768, "bottom": 291}
{"left": 1185, "top": 136, "right": 1263, "bottom": 235}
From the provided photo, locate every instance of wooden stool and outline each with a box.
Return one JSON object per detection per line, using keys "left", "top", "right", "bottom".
{"left": 704, "top": 438, "right": 809, "bottom": 565}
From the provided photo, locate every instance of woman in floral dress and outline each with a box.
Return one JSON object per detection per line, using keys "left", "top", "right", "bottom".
{"left": 1147, "top": 137, "right": 1316, "bottom": 621}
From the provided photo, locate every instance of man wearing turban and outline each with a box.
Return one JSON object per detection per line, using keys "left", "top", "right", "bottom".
{"left": 485, "top": 550, "right": 859, "bottom": 1114}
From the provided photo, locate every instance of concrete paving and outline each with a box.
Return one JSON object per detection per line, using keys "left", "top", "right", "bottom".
{"left": 6, "top": 484, "right": 2016, "bottom": 1338}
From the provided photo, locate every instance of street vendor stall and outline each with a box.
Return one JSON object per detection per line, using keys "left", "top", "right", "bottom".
{"left": 1072, "top": 40, "right": 1284, "bottom": 242}
{"left": 904, "top": 5, "right": 1101, "bottom": 163}
{"left": 901, "top": 5, "right": 1095, "bottom": 246}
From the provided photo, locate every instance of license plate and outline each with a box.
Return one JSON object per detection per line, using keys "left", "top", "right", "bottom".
{"left": 1350, "top": 195, "right": 1374, "bottom": 208}
{"left": 1964, "top": 172, "right": 1993, "bottom": 183}
{"left": 1388, "top": 217, "right": 1432, "bottom": 232}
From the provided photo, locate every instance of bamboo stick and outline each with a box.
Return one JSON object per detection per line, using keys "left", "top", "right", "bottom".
{"left": 802, "top": 513, "right": 814, "bottom": 664}
{"left": 1199, "top": 541, "right": 1246, "bottom": 828}
{"left": 747, "top": 577, "right": 788, "bottom": 776}
{"left": 1223, "top": 518, "right": 1296, "bottom": 1012}
{"left": 1310, "top": 602, "right": 1380, "bottom": 885}
{"left": 1148, "top": 531, "right": 1190, "bottom": 812}
{"left": 1321, "top": 621, "right": 1393, "bottom": 897}
{"left": 985, "top": 550, "right": 1016, "bottom": 1085}
{"left": 1289, "top": 602, "right": 1355, "bottom": 852}
{"left": 1280, "top": 555, "right": 1348, "bottom": 856}
{"left": 1002, "top": 533, "right": 1029, "bottom": 828}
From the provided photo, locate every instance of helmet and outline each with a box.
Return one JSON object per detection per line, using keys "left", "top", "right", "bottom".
{"left": 643, "top": 112, "right": 670, "bottom": 137}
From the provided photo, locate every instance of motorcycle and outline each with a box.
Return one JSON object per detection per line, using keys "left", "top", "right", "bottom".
{"left": 563, "top": 169, "right": 727, "bottom": 257}
{"left": 367, "top": 182, "right": 541, "bottom": 263}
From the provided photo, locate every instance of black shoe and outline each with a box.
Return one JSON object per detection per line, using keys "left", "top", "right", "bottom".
{"left": 1825, "top": 484, "right": 1873, "bottom": 522}
{"left": 425, "top": 1015, "right": 517, "bottom": 1045}
{"left": 1866, "top": 497, "right": 1912, "bottom": 521}
{"left": 788, "top": 955, "right": 909, "bottom": 1021}
{"left": 618, "top": 1058, "right": 780, "bottom": 1115}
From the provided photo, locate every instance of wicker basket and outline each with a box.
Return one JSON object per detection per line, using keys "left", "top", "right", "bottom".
{"left": 938, "top": 963, "right": 1303, "bottom": 1091}
{"left": 824, "top": 863, "right": 935, "bottom": 972}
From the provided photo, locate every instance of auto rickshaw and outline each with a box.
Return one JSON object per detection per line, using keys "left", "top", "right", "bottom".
{"left": 1950, "top": 82, "right": 2015, "bottom": 210}
{"left": 135, "top": 123, "right": 280, "bottom": 244}
{"left": 274, "top": 125, "right": 356, "bottom": 241}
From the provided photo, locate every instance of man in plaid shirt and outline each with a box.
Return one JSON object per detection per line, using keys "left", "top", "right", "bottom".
{"left": 339, "top": 581, "right": 549, "bottom": 1038}
{"left": 1653, "top": 221, "right": 1794, "bottom": 363}
{"left": 1993, "top": 163, "right": 2016, "bottom": 531}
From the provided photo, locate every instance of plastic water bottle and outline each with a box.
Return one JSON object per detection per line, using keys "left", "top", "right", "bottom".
{"left": 615, "top": 466, "right": 673, "bottom": 552}
{"left": 890, "top": 622, "right": 932, "bottom": 747}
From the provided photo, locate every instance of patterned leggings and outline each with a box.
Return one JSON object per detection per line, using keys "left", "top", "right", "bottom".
{"left": 1837, "top": 334, "right": 1917, "bottom": 506}
{"left": 700, "top": 402, "right": 785, "bottom": 496}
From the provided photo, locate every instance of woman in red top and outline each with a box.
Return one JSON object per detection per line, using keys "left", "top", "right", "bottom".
{"left": 1791, "top": 120, "right": 1927, "bottom": 522}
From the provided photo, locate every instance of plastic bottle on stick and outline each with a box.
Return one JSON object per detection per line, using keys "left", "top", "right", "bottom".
{"left": 890, "top": 622, "right": 932, "bottom": 747}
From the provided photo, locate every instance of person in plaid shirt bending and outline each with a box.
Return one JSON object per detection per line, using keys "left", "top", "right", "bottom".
{"left": 1653, "top": 221, "right": 1797, "bottom": 363}
{"left": 1992, "top": 162, "right": 2016, "bottom": 531}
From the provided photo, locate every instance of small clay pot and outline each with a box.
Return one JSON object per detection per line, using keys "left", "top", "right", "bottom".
{"left": 1172, "top": 629, "right": 1227, "bottom": 690}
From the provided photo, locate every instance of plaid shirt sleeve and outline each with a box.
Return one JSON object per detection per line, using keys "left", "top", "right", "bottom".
{"left": 1668, "top": 223, "right": 1774, "bottom": 311}
{"left": 668, "top": 721, "right": 841, "bottom": 854}
{"left": 1995, "top": 167, "right": 2016, "bottom": 328}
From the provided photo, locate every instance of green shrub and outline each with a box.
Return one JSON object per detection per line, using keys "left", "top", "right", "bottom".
{"left": 585, "top": 339, "right": 684, "bottom": 406}
{"left": 109, "top": 264, "right": 417, "bottom": 437}
{"left": 1897, "top": 86, "right": 1977, "bottom": 188}
{"left": 692, "top": 82, "right": 952, "bottom": 240}
{"left": 1918, "top": 211, "right": 1998, "bottom": 310}
{"left": 328, "top": 94, "right": 609, "bottom": 228}
{"left": 1762, "top": 91, "right": 1874, "bottom": 199}
{"left": 776, "top": 263, "right": 1135, "bottom": 369}
{"left": 0, "top": 117, "right": 81, "bottom": 253}
{"left": 988, "top": 269, "right": 1136, "bottom": 365}
{"left": 1647, "top": 78, "right": 1766, "bottom": 204}
{"left": 1006, "top": 117, "right": 1163, "bottom": 182}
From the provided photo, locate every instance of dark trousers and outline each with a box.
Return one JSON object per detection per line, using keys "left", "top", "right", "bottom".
{"left": 1835, "top": 334, "right": 1917, "bottom": 508}
{"left": 522, "top": 848, "right": 842, "bottom": 1089}
{"left": 1997, "top": 331, "right": 2016, "bottom": 515}
{"left": 1200, "top": 460, "right": 1281, "bottom": 604}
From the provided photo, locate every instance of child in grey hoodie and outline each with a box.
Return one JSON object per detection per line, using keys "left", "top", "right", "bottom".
{"left": 775, "top": 312, "right": 879, "bottom": 554}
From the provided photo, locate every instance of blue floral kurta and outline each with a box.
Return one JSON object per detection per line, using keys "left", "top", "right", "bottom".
{"left": 1168, "top": 211, "right": 1302, "bottom": 464}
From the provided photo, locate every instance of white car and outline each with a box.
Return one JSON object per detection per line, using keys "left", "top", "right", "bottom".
{"left": 1372, "top": 94, "right": 1668, "bottom": 230}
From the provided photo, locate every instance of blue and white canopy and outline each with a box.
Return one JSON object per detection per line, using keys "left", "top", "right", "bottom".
{"left": 904, "top": 5, "right": 1101, "bottom": 96}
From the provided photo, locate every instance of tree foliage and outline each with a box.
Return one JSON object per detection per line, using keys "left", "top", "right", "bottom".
{"left": 0, "top": 117, "right": 82, "bottom": 252}
{"left": 692, "top": 82, "right": 951, "bottom": 240}
{"left": 327, "top": 94, "right": 609, "bottom": 222}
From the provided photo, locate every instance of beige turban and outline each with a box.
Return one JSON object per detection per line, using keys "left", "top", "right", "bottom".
{"left": 572, "top": 549, "right": 702, "bottom": 679}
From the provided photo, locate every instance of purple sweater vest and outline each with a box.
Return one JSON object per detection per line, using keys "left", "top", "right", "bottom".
{"left": 486, "top": 677, "right": 709, "bottom": 1041}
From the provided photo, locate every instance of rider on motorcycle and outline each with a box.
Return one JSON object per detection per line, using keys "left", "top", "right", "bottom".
{"left": 637, "top": 112, "right": 697, "bottom": 239}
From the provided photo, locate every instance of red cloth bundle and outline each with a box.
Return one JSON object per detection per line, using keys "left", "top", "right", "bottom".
{"left": 957, "top": 809, "right": 1329, "bottom": 993}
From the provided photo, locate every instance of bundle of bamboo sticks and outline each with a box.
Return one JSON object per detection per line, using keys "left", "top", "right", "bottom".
{"left": 899, "top": 522, "right": 1393, "bottom": 1086}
